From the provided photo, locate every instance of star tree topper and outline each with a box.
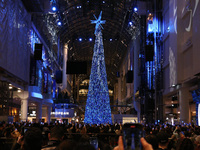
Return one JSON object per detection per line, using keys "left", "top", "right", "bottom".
{"left": 91, "top": 11, "right": 106, "bottom": 35}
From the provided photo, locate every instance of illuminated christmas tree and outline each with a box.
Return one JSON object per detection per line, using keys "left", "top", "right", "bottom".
{"left": 84, "top": 11, "right": 112, "bottom": 124}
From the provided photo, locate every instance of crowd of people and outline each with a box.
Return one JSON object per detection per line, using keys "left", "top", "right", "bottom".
{"left": 1, "top": 121, "right": 200, "bottom": 150}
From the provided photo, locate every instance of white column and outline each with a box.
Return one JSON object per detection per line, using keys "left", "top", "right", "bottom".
{"left": 36, "top": 102, "right": 42, "bottom": 123}
{"left": 179, "top": 85, "right": 190, "bottom": 123}
{"left": 21, "top": 99, "right": 28, "bottom": 122}
{"left": 17, "top": 91, "right": 29, "bottom": 122}
{"left": 47, "top": 105, "right": 52, "bottom": 124}
{"left": 62, "top": 44, "right": 68, "bottom": 89}
{"left": 126, "top": 84, "right": 131, "bottom": 98}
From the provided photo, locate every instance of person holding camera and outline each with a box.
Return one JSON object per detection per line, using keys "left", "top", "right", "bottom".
{"left": 12, "top": 127, "right": 43, "bottom": 150}
{"left": 113, "top": 136, "right": 153, "bottom": 150}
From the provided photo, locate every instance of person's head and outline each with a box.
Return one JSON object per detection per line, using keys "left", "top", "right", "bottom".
{"left": 4, "top": 127, "right": 12, "bottom": 138}
{"left": 178, "top": 138, "right": 194, "bottom": 150}
{"left": 98, "top": 140, "right": 112, "bottom": 150}
{"left": 196, "top": 135, "right": 200, "bottom": 144}
{"left": 156, "top": 131, "right": 169, "bottom": 147}
{"left": 49, "top": 126, "right": 64, "bottom": 141}
{"left": 74, "top": 142, "right": 96, "bottom": 150}
{"left": 57, "top": 139, "right": 76, "bottom": 150}
{"left": 23, "top": 127, "right": 43, "bottom": 150}
{"left": 144, "top": 134, "right": 158, "bottom": 150}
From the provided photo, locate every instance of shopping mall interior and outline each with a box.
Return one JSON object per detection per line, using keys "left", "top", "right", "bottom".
{"left": 0, "top": 0, "right": 200, "bottom": 125}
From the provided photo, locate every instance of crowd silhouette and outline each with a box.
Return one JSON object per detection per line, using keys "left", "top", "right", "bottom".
{"left": 0, "top": 121, "right": 200, "bottom": 150}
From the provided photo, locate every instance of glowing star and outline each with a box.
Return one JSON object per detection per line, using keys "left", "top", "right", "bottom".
{"left": 91, "top": 11, "right": 106, "bottom": 35}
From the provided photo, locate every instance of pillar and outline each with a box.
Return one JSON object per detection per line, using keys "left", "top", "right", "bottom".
{"left": 126, "top": 84, "right": 131, "bottom": 98}
{"left": 47, "top": 105, "right": 52, "bottom": 124}
{"left": 77, "top": 80, "right": 80, "bottom": 101}
{"left": 133, "top": 36, "right": 141, "bottom": 122}
{"left": 117, "top": 77, "right": 122, "bottom": 113}
{"left": 118, "top": 77, "right": 122, "bottom": 104}
{"left": 17, "top": 91, "right": 29, "bottom": 122}
{"left": 63, "top": 44, "right": 68, "bottom": 89}
{"left": 179, "top": 85, "right": 190, "bottom": 123}
{"left": 36, "top": 102, "right": 42, "bottom": 123}
{"left": 21, "top": 99, "right": 28, "bottom": 122}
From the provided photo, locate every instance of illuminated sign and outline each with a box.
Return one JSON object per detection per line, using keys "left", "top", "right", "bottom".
{"left": 51, "top": 108, "right": 74, "bottom": 118}
{"left": 51, "top": 112, "right": 69, "bottom": 115}
{"left": 31, "top": 92, "right": 43, "bottom": 99}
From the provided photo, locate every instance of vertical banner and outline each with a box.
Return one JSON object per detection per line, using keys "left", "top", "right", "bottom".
{"left": 29, "top": 55, "right": 36, "bottom": 86}
{"left": 43, "top": 71, "right": 48, "bottom": 93}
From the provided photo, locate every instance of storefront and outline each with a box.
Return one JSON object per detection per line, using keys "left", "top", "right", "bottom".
{"left": 51, "top": 103, "right": 78, "bottom": 124}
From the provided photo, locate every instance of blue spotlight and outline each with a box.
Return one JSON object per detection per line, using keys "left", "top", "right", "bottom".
{"left": 134, "top": 7, "right": 138, "bottom": 12}
{"left": 129, "top": 22, "right": 133, "bottom": 26}
{"left": 79, "top": 38, "right": 82, "bottom": 41}
{"left": 89, "top": 38, "right": 92, "bottom": 41}
{"left": 110, "top": 39, "right": 112, "bottom": 41}
{"left": 57, "top": 20, "right": 62, "bottom": 26}
{"left": 52, "top": 6, "right": 57, "bottom": 12}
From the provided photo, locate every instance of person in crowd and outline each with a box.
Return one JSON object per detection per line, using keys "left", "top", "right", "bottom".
{"left": 3, "top": 121, "right": 200, "bottom": 150}
{"left": 11, "top": 127, "right": 21, "bottom": 138}
{"left": 113, "top": 136, "right": 153, "bottom": 150}
{"left": 12, "top": 127, "right": 43, "bottom": 150}
{"left": 2, "top": 123, "right": 13, "bottom": 138}
{"left": 156, "top": 131, "right": 170, "bottom": 150}
{"left": 177, "top": 138, "right": 194, "bottom": 150}
{"left": 167, "top": 134, "right": 177, "bottom": 150}
{"left": 195, "top": 135, "right": 200, "bottom": 150}
{"left": 56, "top": 139, "right": 76, "bottom": 150}
{"left": 74, "top": 142, "right": 96, "bottom": 150}
{"left": 97, "top": 140, "right": 112, "bottom": 150}
{"left": 144, "top": 134, "right": 158, "bottom": 150}
{"left": 42, "top": 126, "right": 64, "bottom": 150}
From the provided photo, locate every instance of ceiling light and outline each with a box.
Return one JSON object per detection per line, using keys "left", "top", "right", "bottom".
{"left": 79, "top": 38, "right": 82, "bottom": 41}
{"left": 57, "top": 20, "right": 62, "bottom": 26}
{"left": 52, "top": 6, "right": 57, "bottom": 12}
{"left": 134, "top": 7, "right": 138, "bottom": 12}
{"left": 89, "top": 38, "right": 92, "bottom": 41}
{"left": 129, "top": 22, "right": 133, "bottom": 26}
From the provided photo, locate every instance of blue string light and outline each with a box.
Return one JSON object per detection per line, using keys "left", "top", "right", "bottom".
{"left": 84, "top": 12, "right": 112, "bottom": 124}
